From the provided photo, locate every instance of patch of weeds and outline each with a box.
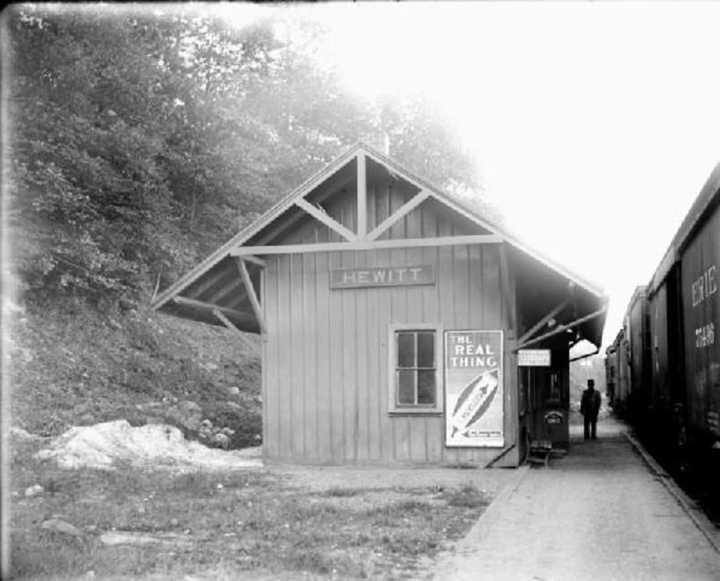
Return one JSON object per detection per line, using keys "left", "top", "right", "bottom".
{"left": 282, "top": 548, "right": 368, "bottom": 578}
{"left": 441, "top": 483, "right": 488, "bottom": 508}
{"left": 322, "top": 486, "right": 365, "bottom": 497}
{"left": 365, "top": 499, "right": 433, "bottom": 517}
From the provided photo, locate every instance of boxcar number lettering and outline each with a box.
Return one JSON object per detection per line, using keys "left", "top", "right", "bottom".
{"left": 695, "top": 322, "right": 715, "bottom": 349}
{"left": 691, "top": 265, "right": 717, "bottom": 307}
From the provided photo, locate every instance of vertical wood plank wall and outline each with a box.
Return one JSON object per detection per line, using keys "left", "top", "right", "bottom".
{"left": 262, "top": 173, "right": 518, "bottom": 465}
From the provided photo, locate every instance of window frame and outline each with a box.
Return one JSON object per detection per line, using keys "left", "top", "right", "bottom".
{"left": 388, "top": 323, "right": 444, "bottom": 414}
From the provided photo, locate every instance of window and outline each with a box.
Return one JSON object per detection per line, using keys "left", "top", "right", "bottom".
{"left": 389, "top": 324, "right": 442, "bottom": 413}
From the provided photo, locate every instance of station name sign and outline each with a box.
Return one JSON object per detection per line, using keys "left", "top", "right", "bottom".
{"left": 518, "top": 349, "right": 551, "bottom": 367}
{"left": 330, "top": 265, "right": 434, "bottom": 289}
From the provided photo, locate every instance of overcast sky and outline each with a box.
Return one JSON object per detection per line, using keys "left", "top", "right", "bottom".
{"left": 236, "top": 2, "right": 720, "bottom": 347}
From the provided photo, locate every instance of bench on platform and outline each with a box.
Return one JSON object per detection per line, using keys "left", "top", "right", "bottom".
{"left": 528, "top": 439, "right": 553, "bottom": 468}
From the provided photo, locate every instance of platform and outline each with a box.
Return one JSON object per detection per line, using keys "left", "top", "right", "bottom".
{"left": 433, "top": 416, "right": 720, "bottom": 580}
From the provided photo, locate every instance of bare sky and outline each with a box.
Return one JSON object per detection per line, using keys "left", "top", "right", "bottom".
{"left": 236, "top": 2, "right": 720, "bottom": 347}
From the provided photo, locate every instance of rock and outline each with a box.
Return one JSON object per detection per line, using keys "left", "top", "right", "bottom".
{"left": 34, "top": 420, "right": 263, "bottom": 471}
{"left": 101, "top": 530, "right": 193, "bottom": 547}
{"left": 41, "top": 518, "right": 83, "bottom": 537}
{"left": 25, "top": 484, "right": 44, "bottom": 497}
{"left": 79, "top": 413, "right": 95, "bottom": 425}
{"left": 100, "top": 531, "right": 160, "bottom": 546}
{"left": 227, "top": 386, "right": 241, "bottom": 396}
{"left": 212, "top": 433, "right": 230, "bottom": 449}
{"left": 118, "top": 297, "right": 135, "bottom": 312}
{"left": 11, "top": 427, "right": 43, "bottom": 442}
{"left": 170, "top": 518, "right": 179, "bottom": 527}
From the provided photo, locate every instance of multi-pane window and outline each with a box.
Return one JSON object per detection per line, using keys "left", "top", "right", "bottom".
{"left": 394, "top": 330, "right": 437, "bottom": 408}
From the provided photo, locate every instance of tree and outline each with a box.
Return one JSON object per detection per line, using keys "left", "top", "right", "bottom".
{"left": 5, "top": 5, "right": 493, "bottom": 305}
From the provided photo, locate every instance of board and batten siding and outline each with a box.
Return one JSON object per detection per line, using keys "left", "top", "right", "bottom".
{"left": 260, "top": 178, "right": 519, "bottom": 465}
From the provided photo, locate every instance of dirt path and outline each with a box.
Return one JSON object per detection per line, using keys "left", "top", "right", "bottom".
{"left": 432, "top": 416, "right": 720, "bottom": 581}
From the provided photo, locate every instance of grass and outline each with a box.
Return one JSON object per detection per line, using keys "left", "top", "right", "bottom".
{"left": 10, "top": 445, "right": 492, "bottom": 580}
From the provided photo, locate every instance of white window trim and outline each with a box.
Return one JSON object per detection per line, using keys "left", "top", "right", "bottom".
{"left": 388, "top": 322, "right": 444, "bottom": 414}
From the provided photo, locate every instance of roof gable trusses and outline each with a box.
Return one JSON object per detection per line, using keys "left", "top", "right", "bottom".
{"left": 229, "top": 147, "right": 502, "bottom": 258}
{"left": 152, "top": 142, "right": 606, "bottom": 321}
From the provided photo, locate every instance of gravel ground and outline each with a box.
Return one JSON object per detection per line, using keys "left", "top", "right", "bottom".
{"left": 433, "top": 416, "right": 720, "bottom": 581}
{"left": 268, "top": 463, "right": 518, "bottom": 495}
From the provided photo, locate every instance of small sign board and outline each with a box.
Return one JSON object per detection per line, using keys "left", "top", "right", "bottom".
{"left": 330, "top": 265, "right": 434, "bottom": 289}
{"left": 544, "top": 411, "right": 564, "bottom": 425}
{"left": 518, "top": 349, "right": 551, "bottom": 367}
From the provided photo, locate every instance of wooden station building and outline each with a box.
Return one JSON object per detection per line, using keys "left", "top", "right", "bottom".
{"left": 152, "top": 143, "right": 607, "bottom": 467}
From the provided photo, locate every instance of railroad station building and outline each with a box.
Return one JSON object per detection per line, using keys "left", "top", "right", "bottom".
{"left": 153, "top": 143, "right": 608, "bottom": 467}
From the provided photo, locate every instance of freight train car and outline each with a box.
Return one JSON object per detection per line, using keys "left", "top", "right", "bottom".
{"left": 604, "top": 334, "right": 619, "bottom": 407}
{"left": 626, "top": 286, "right": 651, "bottom": 426}
{"left": 605, "top": 328, "right": 631, "bottom": 415}
{"left": 617, "top": 162, "right": 720, "bottom": 461}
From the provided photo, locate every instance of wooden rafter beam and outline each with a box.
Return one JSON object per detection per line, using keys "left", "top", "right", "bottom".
{"left": 173, "top": 296, "right": 246, "bottom": 319}
{"left": 515, "top": 306, "right": 607, "bottom": 351}
{"left": 184, "top": 266, "right": 235, "bottom": 300}
{"left": 366, "top": 189, "right": 431, "bottom": 241}
{"left": 357, "top": 152, "right": 367, "bottom": 237}
{"left": 230, "top": 234, "right": 503, "bottom": 256}
{"left": 295, "top": 198, "right": 357, "bottom": 241}
{"left": 253, "top": 173, "right": 356, "bottom": 245}
{"left": 206, "top": 278, "right": 246, "bottom": 305}
{"left": 213, "top": 308, "right": 260, "bottom": 352}
{"left": 518, "top": 299, "right": 570, "bottom": 345}
{"left": 241, "top": 255, "right": 266, "bottom": 267}
{"left": 236, "top": 258, "right": 265, "bottom": 334}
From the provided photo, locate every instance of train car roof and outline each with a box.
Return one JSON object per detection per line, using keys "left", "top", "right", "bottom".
{"left": 648, "top": 162, "right": 720, "bottom": 295}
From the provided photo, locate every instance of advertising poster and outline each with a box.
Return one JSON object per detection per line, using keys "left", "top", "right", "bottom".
{"left": 445, "top": 330, "right": 504, "bottom": 447}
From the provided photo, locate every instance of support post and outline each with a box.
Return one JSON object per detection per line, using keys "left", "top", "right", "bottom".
{"left": 357, "top": 152, "right": 367, "bottom": 237}
{"left": 237, "top": 258, "right": 266, "bottom": 334}
{"left": 499, "top": 243, "right": 517, "bottom": 334}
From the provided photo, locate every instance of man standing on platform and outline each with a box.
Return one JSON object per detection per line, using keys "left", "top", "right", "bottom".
{"left": 580, "top": 379, "right": 602, "bottom": 440}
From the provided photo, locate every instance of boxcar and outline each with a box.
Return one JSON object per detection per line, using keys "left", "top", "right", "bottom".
{"left": 610, "top": 328, "right": 632, "bottom": 416}
{"left": 626, "top": 286, "right": 651, "bottom": 424}
{"left": 618, "top": 162, "right": 720, "bottom": 456}
{"left": 605, "top": 338, "right": 618, "bottom": 406}
{"left": 678, "top": 176, "right": 720, "bottom": 449}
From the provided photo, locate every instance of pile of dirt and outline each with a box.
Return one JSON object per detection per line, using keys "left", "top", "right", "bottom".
{"left": 35, "top": 420, "right": 262, "bottom": 471}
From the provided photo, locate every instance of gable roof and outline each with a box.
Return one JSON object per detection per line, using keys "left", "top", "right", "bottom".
{"left": 152, "top": 141, "right": 606, "bottom": 321}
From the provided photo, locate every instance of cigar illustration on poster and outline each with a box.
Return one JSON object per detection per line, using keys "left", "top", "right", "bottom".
{"left": 445, "top": 330, "right": 504, "bottom": 447}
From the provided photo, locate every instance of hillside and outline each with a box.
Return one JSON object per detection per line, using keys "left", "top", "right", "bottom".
{"left": 8, "top": 295, "right": 262, "bottom": 448}
{"left": 3, "top": 6, "right": 493, "bottom": 447}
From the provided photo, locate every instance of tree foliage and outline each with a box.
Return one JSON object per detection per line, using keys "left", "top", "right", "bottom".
{"left": 5, "top": 6, "right": 487, "bottom": 304}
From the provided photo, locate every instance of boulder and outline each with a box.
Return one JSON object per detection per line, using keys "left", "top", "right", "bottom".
{"left": 35, "top": 420, "right": 263, "bottom": 471}
{"left": 41, "top": 518, "right": 83, "bottom": 537}
{"left": 24, "top": 484, "right": 44, "bottom": 497}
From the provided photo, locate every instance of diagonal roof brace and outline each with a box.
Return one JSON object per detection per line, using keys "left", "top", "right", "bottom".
{"left": 514, "top": 306, "right": 607, "bottom": 352}
{"left": 517, "top": 299, "right": 570, "bottom": 345}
